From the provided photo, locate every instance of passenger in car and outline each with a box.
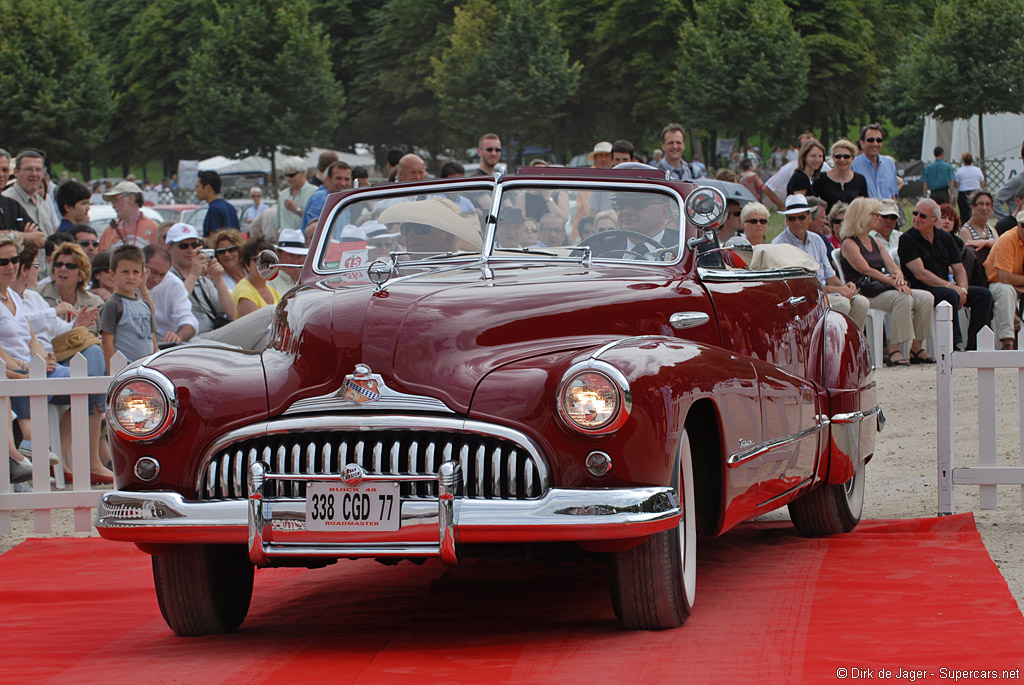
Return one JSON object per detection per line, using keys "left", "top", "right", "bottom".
{"left": 494, "top": 207, "right": 528, "bottom": 249}
{"left": 379, "top": 197, "right": 482, "bottom": 257}
{"left": 536, "top": 213, "right": 567, "bottom": 248}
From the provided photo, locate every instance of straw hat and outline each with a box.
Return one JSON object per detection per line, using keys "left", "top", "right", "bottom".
{"left": 378, "top": 197, "right": 482, "bottom": 248}
{"left": 52, "top": 327, "right": 101, "bottom": 362}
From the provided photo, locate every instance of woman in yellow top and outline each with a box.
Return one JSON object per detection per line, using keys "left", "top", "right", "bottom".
{"left": 231, "top": 237, "right": 281, "bottom": 318}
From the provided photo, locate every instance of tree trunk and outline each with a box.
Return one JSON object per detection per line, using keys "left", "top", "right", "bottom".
{"left": 978, "top": 112, "right": 986, "bottom": 174}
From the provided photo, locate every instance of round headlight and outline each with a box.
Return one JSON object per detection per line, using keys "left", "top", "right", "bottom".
{"left": 560, "top": 371, "right": 622, "bottom": 431}
{"left": 109, "top": 376, "right": 175, "bottom": 440}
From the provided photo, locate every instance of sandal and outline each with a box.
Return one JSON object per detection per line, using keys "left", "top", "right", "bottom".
{"left": 884, "top": 351, "right": 910, "bottom": 367}
{"left": 909, "top": 349, "right": 936, "bottom": 364}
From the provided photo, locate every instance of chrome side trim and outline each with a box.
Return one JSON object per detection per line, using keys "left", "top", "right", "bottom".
{"left": 194, "top": 415, "right": 551, "bottom": 496}
{"left": 96, "top": 485, "right": 681, "bottom": 554}
{"left": 669, "top": 312, "right": 710, "bottom": 330}
{"left": 727, "top": 421, "right": 827, "bottom": 466}
{"left": 698, "top": 267, "right": 818, "bottom": 282}
{"left": 590, "top": 335, "right": 663, "bottom": 360}
{"left": 830, "top": 406, "right": 881, "bottom": 424}
{"left": 283, "top": 377, "right": 455, "bottom": 415}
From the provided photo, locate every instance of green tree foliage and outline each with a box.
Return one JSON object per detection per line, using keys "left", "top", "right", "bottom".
{"left": 901, "top": 0, "right": 1024, "bottom": 160}
{"left": 181, "top": 0, "right": 344, "bottom": 164}
{"left": 674, "top": 0, "right": 808, "bottom": 149}
{"left": 429, "top": 0, "right": 581, "bottom": 165}
{"left": 341, "top": 0, "right": 459, "bottom": 163}
{"left": 785, "top": 0, "right": 877, "bottom": 142}
{"left": 0, "top": 0, "right": 113, "bottom": 171}
{"left": 124, "top": 1, "right": 217, "bottom": 165}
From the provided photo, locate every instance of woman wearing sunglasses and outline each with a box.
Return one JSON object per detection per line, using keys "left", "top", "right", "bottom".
{"left": 207, "top": 228, "right": 246, "bottom": 291}
{"left": 37, "top": 243, "right": 105, "bottom": 337}
{"left": 839, "top": 198, "right": 934, "bottom": 366}
{"left": 813, "top": 139, "right": 869, "bottom": 214}
{"left": 0, "top": 233, "right": 115, "bottom": 483}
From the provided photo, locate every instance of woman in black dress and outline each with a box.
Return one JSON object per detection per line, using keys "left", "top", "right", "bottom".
{"left": 813, "top": 138, "right": 868, "bottom": 213}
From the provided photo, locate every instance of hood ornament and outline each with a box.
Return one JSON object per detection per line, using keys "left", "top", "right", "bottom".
{"left": 367, "top": 259, "right": 394, "bottom": 291}
{"left": 342, "top": 364, "right": 382, "bottom": 404}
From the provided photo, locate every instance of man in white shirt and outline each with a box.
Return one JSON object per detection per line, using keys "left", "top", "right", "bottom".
{"left": 143, "top": 243, "right": 198, "bottom": 343}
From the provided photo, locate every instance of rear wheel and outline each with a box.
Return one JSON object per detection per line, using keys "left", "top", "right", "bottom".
{"left": 152, "top": 544, "right": 254, "bottom": 636}
{"left": 788, "top": 457, "right": 865, "bottom": 537}
{"left": 609, "top": 430, "right": 696, "bottom": 630}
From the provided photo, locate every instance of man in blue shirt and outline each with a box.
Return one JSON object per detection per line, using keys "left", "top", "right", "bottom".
{"left": 302, "top": 161, "right": 352, "bottom": 237}
{"left": 196, "top": 170, "right": 240, "bottom": 237}
{"left": 851, "top": 123, "right": 900, "bottom": 201}
{"left": 772, "top": 194, "right": 868, "bottom": 328}
{"left": 921, "top": 146, "right": 956, "bottom": 205}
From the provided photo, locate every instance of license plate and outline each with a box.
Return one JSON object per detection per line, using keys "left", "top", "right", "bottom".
{"left": 305, "top": 481, "right": 400, "bottom": 532}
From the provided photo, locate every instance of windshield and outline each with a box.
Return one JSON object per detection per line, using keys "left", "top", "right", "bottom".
{"left": 315, "top": 183, "right": 683, "bottom": 272}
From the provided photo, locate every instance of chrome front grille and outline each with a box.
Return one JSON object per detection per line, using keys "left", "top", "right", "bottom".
{"left": 198, "top": 429, "right": 548, "bottom": 501}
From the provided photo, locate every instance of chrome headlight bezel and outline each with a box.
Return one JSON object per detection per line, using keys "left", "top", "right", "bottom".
{"left": 557, "top": 360, "right": 632, "bottom": 435}
{"left": 106, "top": 368, "right": 178, "bottom": 442}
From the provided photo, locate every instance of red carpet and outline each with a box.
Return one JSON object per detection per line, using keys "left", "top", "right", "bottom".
{"left": 2, "top": 514, "right": 1022, "bottom": 684}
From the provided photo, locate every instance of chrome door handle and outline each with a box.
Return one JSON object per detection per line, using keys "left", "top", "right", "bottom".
{"left": 777, "top": 296, "right": 806, "bottom": 307}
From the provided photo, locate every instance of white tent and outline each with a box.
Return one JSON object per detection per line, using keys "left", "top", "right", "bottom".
{"left": 198, "top": 147, "right": 378, "bottom": 177}
{"left": 921, "top": 112, "right": 1024, "bottom": 181}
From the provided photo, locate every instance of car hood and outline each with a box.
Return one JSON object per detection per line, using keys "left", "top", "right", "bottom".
{"left": 266, "top": 262, "right": 715, "bottom": 415}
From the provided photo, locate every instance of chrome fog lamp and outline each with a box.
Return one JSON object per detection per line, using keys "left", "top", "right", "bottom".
{"left": 586, "top": 451, "right": 613, "bottom": 477}
{"left": 107, "top": 370, "right": 177, "bottom": 442}
{"left": 558, "top": 361, "right": 631, "bottom": 434}
{"left": 134, "top": 457, "right": 161, "bottom": 482}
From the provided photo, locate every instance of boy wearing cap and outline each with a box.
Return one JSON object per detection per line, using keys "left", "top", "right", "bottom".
{"left": 99, "top": 244, "right": 158, "bottom": 371}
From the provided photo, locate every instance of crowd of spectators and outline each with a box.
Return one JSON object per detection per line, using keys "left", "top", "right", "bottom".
{"left": 3, "top": 127, "right": 1024, "bottom": 487}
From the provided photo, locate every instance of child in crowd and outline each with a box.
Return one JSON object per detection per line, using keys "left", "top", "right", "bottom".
{"left": 99, "top": 245, "right": 158, "bottom": 372}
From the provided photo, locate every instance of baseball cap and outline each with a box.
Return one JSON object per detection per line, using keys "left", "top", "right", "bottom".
{"left": 165, "top": 222, "right": 200, "bottom": 244}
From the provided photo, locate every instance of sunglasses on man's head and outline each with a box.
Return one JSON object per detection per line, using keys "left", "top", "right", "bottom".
{"left": 864, "top": 137, "right": 883, "bottom": 143}
{"left": 912, "top": 211, "right": 933, "bottom": 218}
{"left": 786, "top": 213, "right": 809, "bottom": 221}
{"left": 176, "top": 241, "right": 201, "bottom": 250}
{"left": 484, "top": 147, "right": 501, "bottom": 153}
{"left": 284, "top": 172, "right": 300, "bottom": 178}
{"left": 78, "top": 240, "right": 99, "bottom": 248}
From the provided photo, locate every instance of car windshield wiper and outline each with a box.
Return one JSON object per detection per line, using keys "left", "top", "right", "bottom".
{"left": 493, "top": 247, "right": 557, "bottom": 257}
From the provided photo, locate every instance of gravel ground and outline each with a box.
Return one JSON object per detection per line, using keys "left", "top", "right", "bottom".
{"left": 2, "top": 364, "right": 1022, "bottom": 612}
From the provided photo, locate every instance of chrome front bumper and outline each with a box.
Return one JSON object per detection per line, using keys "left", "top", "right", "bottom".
{"left": 95, "top": 459, "right": 680, "bottom": 566}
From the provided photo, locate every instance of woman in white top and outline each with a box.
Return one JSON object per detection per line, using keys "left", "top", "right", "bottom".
{"left": 955, "top": 152, "right": 985, "bottom": 222}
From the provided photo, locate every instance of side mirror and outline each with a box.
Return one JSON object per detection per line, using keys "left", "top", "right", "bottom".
{"left": 256, "top": 249, "right": 280, "bottom": 280}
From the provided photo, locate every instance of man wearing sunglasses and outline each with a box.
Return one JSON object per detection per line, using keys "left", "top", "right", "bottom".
{"left": 55, "top": 180, "right": 91, "bottom": 234}
{"left": 72, "top": 225, "right": 101, "bottom": 259}
{"left": 276, "top": 156, "right": 316, "bottom": 236}
{"left": 473, "top": 134, "right": 503, "bottom": 176}
{"left": 143, "top": 243, "right": 198, "bottom": 344}
{"left": 773, "top": 194, "right": 868, "bottom": 328}
{"left": 852, "top": 123, "right": 900, "bottom": 202}
{"left": 899, "top": 199, "right": 993, "bottom": 350}
{"left": 165, "top": 223, "right": 235, "bottom": 335}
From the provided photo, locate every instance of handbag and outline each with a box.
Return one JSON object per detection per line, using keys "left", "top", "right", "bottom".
{"left": 855, "top": 274, "right": 895, "bottom": 298}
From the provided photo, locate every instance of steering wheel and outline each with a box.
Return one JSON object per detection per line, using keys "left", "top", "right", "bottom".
{"left": 578, "top": 230, "right": 666, "bottom": 259}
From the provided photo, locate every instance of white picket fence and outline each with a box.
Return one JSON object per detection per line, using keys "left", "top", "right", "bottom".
{"left": 0, "top": 353, "right": 126, "bottom": 535}
{"left": 936, "top": 301, "right": 1024, "bottom": 515}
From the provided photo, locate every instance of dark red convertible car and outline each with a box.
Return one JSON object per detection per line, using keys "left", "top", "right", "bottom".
{"left": 96, "top": 166, "right": 881, "bottom": 635}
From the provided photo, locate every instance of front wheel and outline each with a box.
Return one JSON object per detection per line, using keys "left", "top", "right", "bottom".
{"left": 609, "top": 430, "right": 696, "bottom": 630}
{"left": 152, "top": 544, "right": 254, "bottom": 636}
{"left": 788, "top": 457, "right": 865, "bottom": 537}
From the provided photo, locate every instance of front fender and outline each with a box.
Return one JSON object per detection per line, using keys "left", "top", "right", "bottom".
{"left": 470, "top": 337, "right": 759, "bottom": 494}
